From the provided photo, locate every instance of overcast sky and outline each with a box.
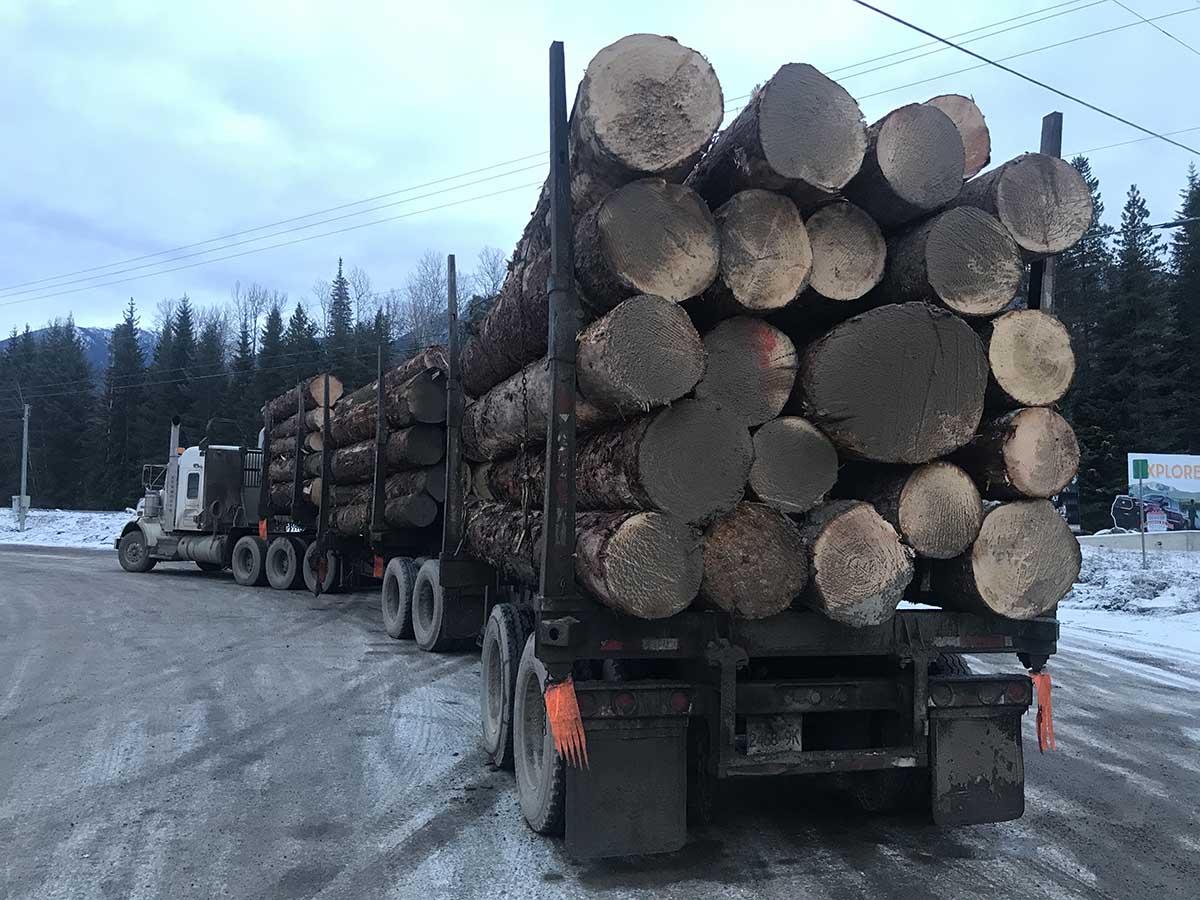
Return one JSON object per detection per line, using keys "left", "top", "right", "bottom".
{"left": 1, "top": 0, "right": 1197, "bottom": 337}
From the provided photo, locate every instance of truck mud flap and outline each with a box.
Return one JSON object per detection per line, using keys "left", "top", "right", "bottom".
{"left": 566, "top": 716, "right": 687, "bottom": 859}
{"left": 930, "top": 692, "right": 1027, "bottom": 826}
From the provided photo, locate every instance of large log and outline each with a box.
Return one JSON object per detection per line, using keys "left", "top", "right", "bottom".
{"left": 804, "top": 201, "right": 886, "bottom": 302}
{"left": 464, "top": 501, "right": 703, "bottom": 619}
{"left": 270, "top": 407, "right": 325, "bottom": 440}
{"left": 687, "top": 63, "right": 867, "bottom": 210}
{"left": 574, "top": 178, "right": 720, "bottom": 305}
{"left": 332, "top": 494, "right": 439, "bottom": 534}
{"left": 305, "top": 431, "right": 324, "bottom": 453}
{"left": 262, "top": 373, "right": 344, "bottom": 422}
{"left": 837, "top": 461, "right": 982, "bottom": 560}
{"left": 955, "top": 408, "right": 1080, "bottom": 500}
{"left": 329, "top": 425, "right": 445, "bottom": 483}
{"left": 797, "top": 500, "right": 914, "bottom": 627}
{"left": 474, "top": 399, "right": 753, "bottom": 524}
{"left": 268, "top": 455, "right": 311, "bottom": 483}
{"left": 843, "top": 104, "right": 965, "bottom": 229}
{"left": 693, "top": 317, "right": 798, "bottom": 427}
{"left": 953, "top": 153, "right": 1093, "bottom": 258}
{"left": 747, "top": 416, "right": 839, "bottom": 514}
{"left": 329, "top": 368, "right": 446, "bottom": 448}
{"left": 690, "top": 190, "right": 812, "bottom": 321}
{"left": 790, "top": 303, "right": 988, "bottom": 463}
{"left": 983, "top": 309, "right": 1076, "bottom": 408}
{"left": 330, "top": 463, "right": 448, "bottom": 508}
{"left": 931, "top": 500, "right": 1080, "bottom": 619}
{"left": 925, "top": 94, "right": 991, "bottom": 179}
{"left": 699, "top": 502, "right": 808, "bottom": 619}
{"left": 268, "top": 478, "right": 320, "bottom": 513}
{"left": 876, "top": 207, "right": 1021, "bottom": 317}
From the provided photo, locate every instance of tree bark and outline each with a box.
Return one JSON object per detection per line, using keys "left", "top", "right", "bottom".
{"left": 693, "top": 317, "right": 798, "bottom": 427}
{"left": 925, "top": 94, "right": 991, "bottom": 179}
{"left": 331, "top": 494, "right": 438, "bottom": 534}
{"left": 268, "top": 455, "right": 311, "bottom": 483}
{"left": 747, "top": 416, "right": 838, "bottom": 514}
{"left": 789, "top": 303, "right": 988, "bottom": 463}
{"left": 328, "top": 368, "right": 446, "bottom": 448}
{"left": 329, "top": 425, "right": 445, "bottom": 483}
{"left": 930, "top": 500, "right": 1080, "bottom": 619}
{"left": 330, "top": 463, "right": 447, "bottom": 507}
{"left": 699, "top": 502, "right": 808, "bottom": 618}
{"left": 843, "top": 103, "right": 965, "bottom": 229}
{"left": 269, "top": 478, "right": 319, "bottom": 513}
{"left": 876, "top": 207, "right": 1021, "bottom": 317}
{"left": 836, "top": 461, "right": 982, "bottom": 560}
{"left": 474, "top": 399, "right": 753, "bottom": 524}
{"left": 262, "top": 374, "right": 344, "bottom": 422}
{"left": 686, "top": 63, "right": 867, "bottom": 209}
{"left": 803, "top": 201, "right": 887, "bottom": 302}
{"left": 952, "top": 152, "right": 1094, "bottom": 258}
{"left": 797, "top": 500, "right": 915, "bottom": 627}
{"left": 982, "top": 309, "right": 1076, "bottom": 408}
{"left": 463, "top": 500, "right": 703, "bottom": 619}
{"left": 270, "top": 407, "right": 325, "bottom": 440}
{"left": 955, "top": 408, "right": 1080, "bottom": 500}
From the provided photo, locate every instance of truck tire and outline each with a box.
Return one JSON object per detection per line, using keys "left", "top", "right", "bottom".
{"left": 480, "top": 603, "right": 535, "bottom": 769}
{"left": 381, "top": 557, "right": 419, "bottom": 639}
{"left": 118, "top": 531, "right": 156, "bottom": 573}
{"left": 266, "top": 537, "right": 305, "bottom": 590}
{"left": 232, "top": 536, "right": 268, "bottom": 586}
{"left": 930, "top": 653, "right": 972, "bottom": 677}
{"left": 195, "top": 561, "right": 223, "bottom": 573}
{"left": 302, "top": 542, "right": 339, "bottom": 594}
{"left": 412, "top": 559, "right": 456, "bottom": 652}
{"left": 513, "top": 634, "right": 565, "bottom": 835}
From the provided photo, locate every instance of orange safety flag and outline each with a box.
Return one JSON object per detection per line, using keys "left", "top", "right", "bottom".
{"left": 545, "top": 677, "right": 588, "bottom": 769}
{"left": 1031, "top": 671, "right": 1055, "bottom": 753}
{"left": 258, "top": 519, "right": 268, "bottom": 540}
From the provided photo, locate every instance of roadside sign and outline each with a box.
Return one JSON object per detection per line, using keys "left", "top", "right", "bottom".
{"left": 1146, "top": 509, "right": 1169, "bottom": 533}
{"left": 1132, "top": 458, "right": 1150, "bottom": 479}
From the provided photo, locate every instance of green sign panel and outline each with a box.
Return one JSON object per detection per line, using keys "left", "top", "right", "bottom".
{"left": 1132, "top": 458, "right": 1150, "bottom": 479}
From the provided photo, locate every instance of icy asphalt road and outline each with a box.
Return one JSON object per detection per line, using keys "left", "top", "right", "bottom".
{"left": 1, "top": 544, "right": 1197, "bottom": 900}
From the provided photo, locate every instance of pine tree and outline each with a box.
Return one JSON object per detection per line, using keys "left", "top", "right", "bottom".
{"left": 325, "top": 258, "right": 356, "bottom": 383}
{"left": 98, "top": 300, "right": 148, "bottom": 507}
{"left": 165, "top": 297, "right": 196, "bottom": 437}
{"left": 1169, "top": 164, "right": 1200, "bottom": 453}
{"left": 31, "top": 318, "right": 93, "bottom": 507}
{"left": 282, "top": 302, "right": 322, "bottom": 386}
{"left": 229, "top": 317, "right": 258, "bottom": 445}
{"left": 255, "top": 303, "right": 289, "bottom": 413}
{"left": 191, "top": 318, "right": 228, "bottom": 437}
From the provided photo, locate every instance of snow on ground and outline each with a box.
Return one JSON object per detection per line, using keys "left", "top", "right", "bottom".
{"left": 0, "top": 508, "right": 131, "bottom": 549}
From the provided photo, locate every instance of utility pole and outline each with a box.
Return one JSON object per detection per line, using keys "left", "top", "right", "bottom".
{"left": 18, "top": 403, "right": 30, "bottom": 532}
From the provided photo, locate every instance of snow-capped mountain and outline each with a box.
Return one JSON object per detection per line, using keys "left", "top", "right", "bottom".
{"left": 0, "top": 325, "right": 157, "bottom": 376}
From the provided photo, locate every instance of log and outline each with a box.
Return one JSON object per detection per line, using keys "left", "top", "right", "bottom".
{"left": 693, "top": 317, "right": 798, "bottom": 427}
{"left": 953, "top": 152, "right": 1093, "bottom": 258}
{"left": 270, "top": 407, "right": 325, "bottom": 440}
{"left": 699, "top": 502, "right": 808, "bottom": 619}
{"left": 268, "top": 478, "right": 320, "bottom": 513}
{"left": 475, "top": 399, "right": 753, "bottom": 524}
{"left": 876, "top": 207, "right": 1021, "bottom": 317}
{"left": 305, "top": 431, "right": 324, "bottom": 453}
{"left": 924, "top": 94, "right": 990, "bottom": 180}
{"left": 262, "top": 374, "right": 344, "bottom": 422}
{"left": 955, "top": 408, "right": 1080, "bottom": 500}
{"left": 574, "top": 178, "right": 720, "bottom": 305}
{"left": 843, "top": 104, "right": 965, "bottom": 229}
{"left": 836, "top": 461, "right": 982, "bottom": 559}
{"left": 747, "top": 416, "right": 838, "bottom": 514}
{"left": 332, "top": 494, "right": 438, "bottom": 534}
{"left": 329, "top": 368, "right": 446, "bottom": 448}
{"left": 691, "top": 190, "right": 812, "bottom": 320}
{"left": 798, "top": 500, "right": 914, "bottom": 627}
{"left": 790, "top": 303, "right": 988, "bottom": 463}
{"left": 804, "top": 201, "right": 886, "bottom": 302}
{"left": 330, "top": 463, "right": 448, "bottom": 507}
{"left": 303, "top": 452, "right": 323, "bottom": 479}
{"left": 686, "top": 63, "right": 867, "bottom": 209}
{"left": 329, "top": 425, "right": 445, "bottom": 483}
{"left": 268, "top": 455, "right": 309, "bottom": 483}
{"left": 931, "top": 500, "right": 1081, "bottom": 619}
{"left": 983, "top": 310, "right": 1076, "bottom": 408}
{"left": 463, "top": 501, "right": 703, "bottom": 619}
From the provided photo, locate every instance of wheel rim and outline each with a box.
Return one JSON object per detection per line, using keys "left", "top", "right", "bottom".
{"left": 269, "top": 544, "right": 289, "bottom": 580}
{"left": 125, "top": 539, "right": 143, "bottom": 565}
{"left": 235, "top": 545, "right": 252, "bottom": 577}
{"left": 520, "top": 664, "right": 546, "bottom": 783}
{"left": 482, "top": 628, "right": 503, "bottom": 745}
{"left": 383, "top": 575, "right": 400, "bottom": 620}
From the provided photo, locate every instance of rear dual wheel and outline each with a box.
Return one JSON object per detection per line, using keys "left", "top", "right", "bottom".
{"left": 232, "top": 536, "right": 268, "bottom": 586}
{"left": 266, "top": 537, "right": 306, "bottom": 590}
{"left": 381, "top": 557, "right": 420, "bottom": 639}
{"left": 302, "top": 542, "right": 339, "bottom": 594}
{"left": 480, "top": 603, "right": 535, "bottom": 768}
{"left": 513, "top": 634, "right": 565, "bottom": 835}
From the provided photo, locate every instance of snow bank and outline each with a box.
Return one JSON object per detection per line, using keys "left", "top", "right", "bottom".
{"left": 0, "top": 508, "right": 131, "bottom": 549}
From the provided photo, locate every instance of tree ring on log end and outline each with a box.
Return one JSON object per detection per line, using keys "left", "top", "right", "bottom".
{"left": 989, "top": 310, "right": 1075, "bottom": 406}
{"left": 925, "top": 207, "right": 1022, "bottom": 316}
{"left": 993, "top": 154, "right": 1093, "bottom": 256}
{"left": 970, "top": 500, "right": 1080, "bottom": 619}
{"left": 748, "top": 417, "right": 838, "bottom": 514}
{"left": 925, "top": 94, "right": 991, "bottom": 179}
{"left": 874, "top": 104, "right": 965, "bottom": 211}
{"left": 716, "top": 190, "right": 812, "bottom": 312}
{"left": 811, "top": 503, "right": 913, "bottom": 626}
{"left": 1001, "top": 407, "right": 1080, "bottom": 498}
{"left": 695, "top": 317, "right": 798, "bottom": 427}
{"left": 600, "top": 512, "right": 703, "bottom": 619}
{"left": 898, "top": 462, "right": 982, "bottom": 559}
{"left": 805, "top": 201, "right": 886, "bottom": 301}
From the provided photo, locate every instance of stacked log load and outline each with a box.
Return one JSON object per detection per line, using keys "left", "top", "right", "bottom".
{"left": 263, "top": 375, "right": 345, "bottom": 515}
{"left": 461, "top": 34, "right": 1087, "bottom": 626}
{"left": 323, "top": 348, "right": 451, "bottom": 535}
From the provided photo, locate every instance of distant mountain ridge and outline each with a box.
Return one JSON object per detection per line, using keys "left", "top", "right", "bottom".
{"left": 0, "top": 325, "right": 157, "bottom": 376}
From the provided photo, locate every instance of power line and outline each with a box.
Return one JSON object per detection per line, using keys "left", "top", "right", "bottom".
{"left": 1069, "top": 125, "right": 1200, "bottom": 156}
{"left": 848, "top": 0, "right": 1200, "bottom": 154}
{"left": 1111, "top": 0, "right": 1200, "bottom": 57}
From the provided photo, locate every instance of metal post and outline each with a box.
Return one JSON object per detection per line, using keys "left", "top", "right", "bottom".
{"left": 370, "top": 346, "right": 387, "bottom": 533}
{"left": 539, "top": 40, "right": 580, "bottom": 610}
{"left": 18, "top": 403, "right": 30, "bottom": 531}
{"left": 1139, "top": 475, "right": 1147, "bottom": 569}
{"left": 1027, "top": 111, "right": 1063, "bottom": 313}
{"left": 442, "top": 254, "right": 465, "bottom": 557}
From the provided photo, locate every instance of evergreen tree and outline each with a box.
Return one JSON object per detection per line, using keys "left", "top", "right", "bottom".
{"left": 165, "top": 297, "right": 196, "bottom": 437}
{"left": 325, "top": 258, "right": 357, "bottom": 383}
{"left": 255, "top": 303, "right": 289, "bottom": 413}
{"left": 1169, "top": 164, "right": 1200, "bottom": 453}
{"left": 143, "top": 316, "right": 174, "bottom": 453}
{"left": 30, "top": 318, "right": 93, "bottom": 507}
{"left": 97, "top": 300, "right": 148, "bottom": 507}
{"left": 229, "top": 317, "right": 258, "bottom": 446}
{"left": 282, "top": 302, "right": 322, "bottom": 386}
{"left": 352, "top": 307, "right": 390, "bottom": 385}
{"left": 191, "top": 317, "right": 228, "bottom": 437}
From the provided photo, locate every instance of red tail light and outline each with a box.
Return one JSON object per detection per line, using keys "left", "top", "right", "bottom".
{"left": 613, "top": 691, "right": 637, "bottom": 715}
{"left": 670, "top": 691, "right": 691, "bottom": 713}
{"left": 1006, "top": 681, "right": 1030, "bottom": 703}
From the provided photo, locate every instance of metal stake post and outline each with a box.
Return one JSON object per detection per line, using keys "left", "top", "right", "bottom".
{"left": 1028, "top": 112, "right": 1063, "bottom": 313}
{"left": 442, "top": 255, "right": 465, "bottom": 557}
{"left": 1139, "top": 474, "right": 1147, "bottom": 569}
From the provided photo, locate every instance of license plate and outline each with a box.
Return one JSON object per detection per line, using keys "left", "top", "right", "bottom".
{"left": 746, "top": 714, "right": 804, "bottom": 756}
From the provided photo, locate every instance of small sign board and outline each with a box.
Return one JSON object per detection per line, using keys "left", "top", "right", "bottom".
{"left": 1132, "top": 458, "right": 1150, "bottom": 480}
{"left": 1146, "top": 509, "right": 1169, "bottom": 533}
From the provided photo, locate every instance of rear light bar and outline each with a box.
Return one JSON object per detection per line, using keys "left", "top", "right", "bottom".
{"left": 573, "top": 684, "right": 693, "bottom": 719}
{"left": 929, "top": 675, "right": 1030, "bottom": 708}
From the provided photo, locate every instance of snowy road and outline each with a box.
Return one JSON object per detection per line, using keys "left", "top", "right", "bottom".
{"left": 1, "top": 544, "right": 1197, "bottom": 900}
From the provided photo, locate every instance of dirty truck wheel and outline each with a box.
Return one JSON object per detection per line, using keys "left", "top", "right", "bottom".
{"left": 930, "top": 653, "right": 972, "bottom": 677}
{"left": 513, "top": 635, "right": 565, "bottom": 835}
{"left": 381, "top": 557, "right": 419, "bottom": 639}
{"left": 412, "top": 559, "right": 455, "bottom": 652}
{"left": 266, "top": 537, "right": 305, "bottom": 590}
{"left": 481, "top": 604, "right": 534, "bottom": 769}
{"left": 232, "top": 535, "right": 268, "bottom": 587}
{"left": 195, "top": 561, "right": 223, "bottom": 573}
{"left": 118, "top": 531, "right": 155, "bottom": 573}
{"left": 302, "top": 542, "right": 339, "bottom": 594}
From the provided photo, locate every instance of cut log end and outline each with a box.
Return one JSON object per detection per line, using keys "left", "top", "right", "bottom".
{"left": 962, "top": 408, "right": 1080, "bottom": 500}
{"left": 897, "top": 462, "right": 983, "bottom": 559}
{"left": 584, "top": 511, "right": 703, "bottom": 619}
{"left": 874, "top": 104, "right": 965, "bottom": 210}
{"left": 748, "top": 416, "right": 838, "bottom": 514}
{"left": 923, "top": 207, "right": 1022, "bottom": 316}
{"left": 694, "top": 317, "right": 798, "bottom": 427}
{"left": 700, "top": 503, "right": 808, "bottom": 619}
{"left": 308, "top": 373, "right": 345, "bottom": 408}
{"left": 987, "top": 310, "right": 1076, "bottom": 407}
{"left": 712, "top": 190, "right": 812, "bottom": 313}
{"left": 925, "top": 94, "right": 991, "bottom": 179}
{"left": 991, "top": 154, "right": 1094, "bottom": 256}
{"left": 805, "top": 202, "right": 886, "bottom": 301}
